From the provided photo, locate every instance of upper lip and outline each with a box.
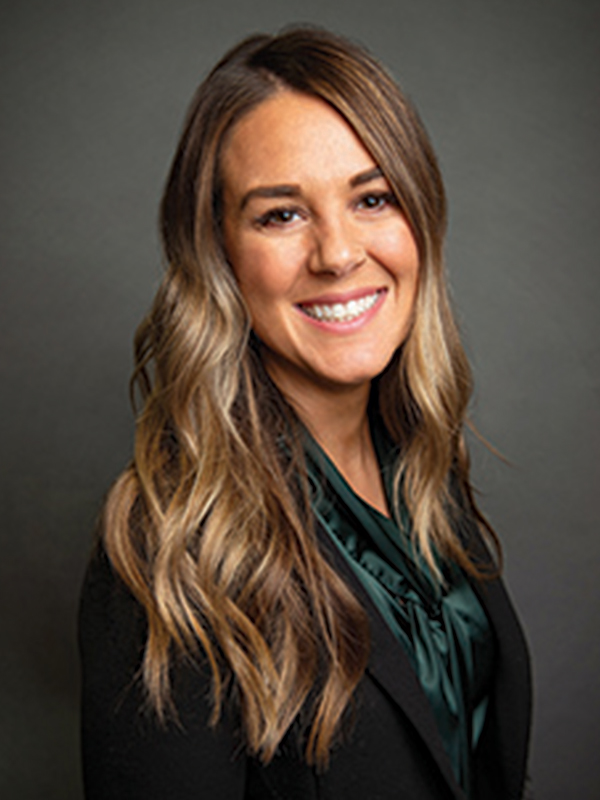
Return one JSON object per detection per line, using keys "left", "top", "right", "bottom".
{"left": 296, "top": 286, "right": 386, "bottom": 307}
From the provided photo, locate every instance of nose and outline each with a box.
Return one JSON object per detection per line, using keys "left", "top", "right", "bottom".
{"left": 309, "top": 217, "right": 365, "bottom": 276}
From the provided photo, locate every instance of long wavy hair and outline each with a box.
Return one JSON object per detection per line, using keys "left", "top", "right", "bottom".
{"left": 103, "top": 26, "right": 500, "bottom": 769}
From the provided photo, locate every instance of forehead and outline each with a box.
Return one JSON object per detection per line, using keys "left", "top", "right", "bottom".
{"left": 220, "top": 90, "right": 377, "bottom": 193}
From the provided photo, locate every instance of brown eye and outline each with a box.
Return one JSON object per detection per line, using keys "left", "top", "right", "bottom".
{"left": 256, "top": 207, "right": 302, "bottom": 228}
{"left": 358, "top": 192, "right": 396, "bottom": 211}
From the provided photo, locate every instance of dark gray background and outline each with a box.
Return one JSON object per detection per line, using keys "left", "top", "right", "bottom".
{"left": 1, "top": 0, "right": 598, "bottom": 797}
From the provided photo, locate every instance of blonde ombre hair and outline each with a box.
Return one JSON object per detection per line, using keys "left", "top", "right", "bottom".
{"left": 103, "top": 27, "right": 500, "bottom": 769}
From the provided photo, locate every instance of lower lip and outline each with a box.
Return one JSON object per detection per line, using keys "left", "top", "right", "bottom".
{"left": 295, "top": 290, "right": 387, "bottom": 333}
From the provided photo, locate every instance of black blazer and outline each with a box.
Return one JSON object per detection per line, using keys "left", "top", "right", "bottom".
{"left": 79, "top": 523, "right": 531, "bottom": 800}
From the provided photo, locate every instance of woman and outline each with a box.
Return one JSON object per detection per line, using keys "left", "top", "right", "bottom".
{"left": 80, "top": 27, "right": 532, "bottom": 799}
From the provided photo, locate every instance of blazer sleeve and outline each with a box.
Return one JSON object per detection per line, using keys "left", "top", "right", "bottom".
{"left": 78, "top": 546, "right": 247, "bottom": 800}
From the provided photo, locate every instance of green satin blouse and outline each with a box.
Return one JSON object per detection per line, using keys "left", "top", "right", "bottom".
{"left": 303, "top": 425, "right": 495, "bottom": 798}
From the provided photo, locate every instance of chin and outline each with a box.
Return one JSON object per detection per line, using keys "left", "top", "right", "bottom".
{"left": 316, "top": 367, "right": 386, "bottom": 390}
{"left": 323, "top": 356, "right": 395, "bottom": 387}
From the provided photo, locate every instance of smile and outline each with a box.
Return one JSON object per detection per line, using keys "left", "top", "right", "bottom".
{"left": 299, "top": 290, "right": 383, "bottom": 323}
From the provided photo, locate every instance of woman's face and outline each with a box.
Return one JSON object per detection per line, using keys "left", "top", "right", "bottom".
{"left": 221, "top": 90, "right": 419, "bottom": 400}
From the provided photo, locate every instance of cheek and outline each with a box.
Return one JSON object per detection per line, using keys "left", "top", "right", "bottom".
{"left": 369, "top": 221, "right": 420, "bottom": 280}
{"left": 231, "top": 239, "right": 304, "bottom": 305}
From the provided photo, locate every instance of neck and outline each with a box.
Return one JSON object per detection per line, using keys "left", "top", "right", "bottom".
{"left": 267, "top": 360, "right": 371, "bottom": 454}
{"left": 264, "top": 358, "right": 390, "bottom": 517}
{"left": 298, "top": 383, "right": 373, "bottom": 466}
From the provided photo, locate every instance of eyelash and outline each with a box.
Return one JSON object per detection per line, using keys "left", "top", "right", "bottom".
{"left": 254, "top": 191, "right": 397, "bottom": 229}
{"left": 357, "top": 191, "right": 397, "bottom": 211}
{"left": 255, "top": 207, "right": 303, "bottom": 228}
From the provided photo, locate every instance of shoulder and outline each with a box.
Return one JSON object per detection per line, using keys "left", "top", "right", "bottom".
{"left": 79, "top": 543, "right": 145, "bottom": 672}
{"left": 78, "top": 543, "right": 247, "bottom": 799}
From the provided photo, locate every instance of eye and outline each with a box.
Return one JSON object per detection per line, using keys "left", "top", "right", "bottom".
{"left": 357, "top": 191, "right": 397, "bottom": 212}
{"left": 254, "top": 207, "right": 303, "bottom": 228}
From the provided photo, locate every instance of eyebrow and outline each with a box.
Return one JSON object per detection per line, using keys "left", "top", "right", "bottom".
{"left": 239, "top": 167, "right": 385, "bottom": 210}
{"left": 350, "top": 166, "right": 384, "bottom": 187}
{"left": 240, "top": 184, "right": 300, "bottom": 210}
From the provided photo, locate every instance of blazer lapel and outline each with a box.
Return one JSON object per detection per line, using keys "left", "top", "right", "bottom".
{"left": 470, "top": 571, "right": 532, "bottom": 798}
{"left": 317, "top": 522, "right": 468, "bottom": 799}
{"left": 458, "top": 514, "right": 531, "bottom": 798}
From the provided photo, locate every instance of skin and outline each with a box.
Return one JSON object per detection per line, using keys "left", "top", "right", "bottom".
{"left": 221, "top": 90, "right": 419, "bottom": 514}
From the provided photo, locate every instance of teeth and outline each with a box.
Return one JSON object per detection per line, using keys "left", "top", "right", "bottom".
{"left": 301, "top": 291, "right": 380, "bottom": 323}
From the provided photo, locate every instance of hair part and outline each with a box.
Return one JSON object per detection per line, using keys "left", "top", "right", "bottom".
{"left": 103, "top": 25, "right": 500, "bottom": 770}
